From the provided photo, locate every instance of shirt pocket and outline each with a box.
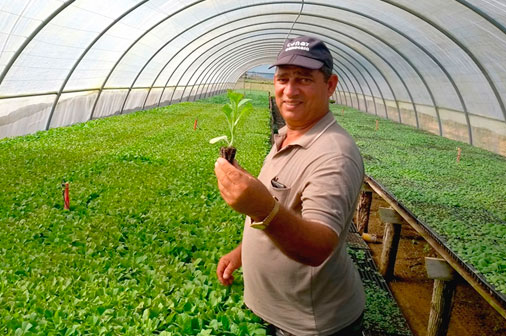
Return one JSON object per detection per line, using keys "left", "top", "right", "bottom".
{"left": 269, "top": 184, "right": 292, "bottom": 205}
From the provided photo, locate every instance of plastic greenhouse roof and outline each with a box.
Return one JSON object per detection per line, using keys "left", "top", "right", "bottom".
{"left": 0, "top": 0, "right": 505, "bottom": 148}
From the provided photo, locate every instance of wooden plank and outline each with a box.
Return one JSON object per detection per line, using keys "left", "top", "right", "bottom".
{"left": 379, "top": 207, "right": 404, "bottom": 224}
{"left": 364, "top": 176, "right": 506, "bottom": 319}
{"left": 426, "top": 257, "right": 455, "bottom": 281}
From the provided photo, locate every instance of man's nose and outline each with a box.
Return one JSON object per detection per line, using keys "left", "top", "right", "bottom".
{"left": 284, "top": 80, "right": 299, "bottom": 96}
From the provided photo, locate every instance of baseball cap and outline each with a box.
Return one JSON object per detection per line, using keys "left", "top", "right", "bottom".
{"left": 269, "top": 36, "right": 333, "bottom": 70}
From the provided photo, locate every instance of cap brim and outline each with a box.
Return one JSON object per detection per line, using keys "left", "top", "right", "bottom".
{"left": 268, "top": 54, "right": 324, "bottom": 70}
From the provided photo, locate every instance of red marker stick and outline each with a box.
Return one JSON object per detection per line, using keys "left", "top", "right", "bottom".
{"left": 64, "top": 183, "right": 70, "bottom": 210}
{"left": 193, "top": 118, "right": 198, "bottom": 130}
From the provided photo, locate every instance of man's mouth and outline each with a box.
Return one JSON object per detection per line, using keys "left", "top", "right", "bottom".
{"left": 283, "top": 100, "right": 302, "bottom": 107}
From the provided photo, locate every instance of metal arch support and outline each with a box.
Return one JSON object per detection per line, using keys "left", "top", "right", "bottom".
{"left": 142, "top": 23, "right": 287, "bottom": 108}
{"left": 0, "top": 1, "right": 76, "bottom": 86}
{"left": 78, "top": 2, "right": 466, "bottom": 138}
{"left": 331, "top": 48, "right": 379, "bottom": 116}
{"left": 186, "top": 44, "right": 278, "bottom": 99}
{"left": 116, "top": 4, "right": 302, "bottom": 115}
{"left": 456, "top": 0, "right": 506, "bottom": 34}
{"left": 90, "top": 3, "right": 404, "bottom": 125}
{"left": 175, "top": 41, "right": 283, "bottom": 105}
{"left": 289, "top": 27, "right": 398, "bottom": 120}
{"left": 199, "top": 40, "right": 359, "bottom": 106}
{"left": 152, "top": 29, "right": 287, "bottom": 109}
{"left": 209, "top": 55, "right": 279, "bottom": 98}
{"left": 168, "top": 42, "right": 279, "bottom": 104}
{"left": 203, "top": 54, "right": 275, "bottom": 99}
{"left": 179, "top": 33, "right": 365, "bottom": 111}
{"left": 201, "top": 33, "right": 372, "bottom": 112}
{"left": 293, "top": 19, "right": 439, "bottom": 132}
{"left": 211, "top": 57, "right": 272, "bottom": 96}
{"left": 158, "top": 25, "right": 391, "bottom": 119}
{"left": 185, "top": 36, "right": 356, "bottom": 108}
{"left": 295, "top": 0, "right": 476, "bottom": 141}
{"left": 380, "top": 0, "right": 506, "bottom": 141}
{"left": 178, "top": 36, "right": 294, "bottom": 101}
{"left": 2, "top": 0, "right": 489, "bottom": 144}
{"left": 169, "top": 41, "right": 279, "bottom": 104}
{"left": 287, "top": 1, "right": 468, "bottom": 139}
{"left": 87, "top": 0, "right": 206, "bottom": 120}
{"left": 116, "top": 3, "right": 407, "bottom": 120}
{"left": 190, "top": 43, "right": 353, "bottom": 105}
{"left": 132, "top": 9, "right": 400, "bottom": 121}
{"left": 333, "top": 62, "right": 365, "bottom": 113}
{"left": 125, "top": 9, "right": 420, "bottom": 125}
{"left": 44, "top": 0, "right": 150, "bottom": 130}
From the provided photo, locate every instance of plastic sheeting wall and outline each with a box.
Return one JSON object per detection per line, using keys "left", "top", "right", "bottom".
{"left": 0, "top": 0, "right": 505, "bottom": 155}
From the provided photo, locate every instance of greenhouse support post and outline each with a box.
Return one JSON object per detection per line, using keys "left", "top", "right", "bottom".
{"left": 425, "top": 257, "right": 456, "bottom": 336}
{"left": 356, "top": 183, "right": 373, "bottom": 234}
{"left": 379, "top": 207, "right": 403, "bottom": 280}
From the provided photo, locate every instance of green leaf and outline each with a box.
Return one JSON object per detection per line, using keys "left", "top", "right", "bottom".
{"left": 209, "top": 135, "right": 228, "bottom": 144}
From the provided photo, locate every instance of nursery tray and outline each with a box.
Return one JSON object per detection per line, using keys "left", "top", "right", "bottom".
{"left": 365, "top": 175, "right": 506, "bottom": 319}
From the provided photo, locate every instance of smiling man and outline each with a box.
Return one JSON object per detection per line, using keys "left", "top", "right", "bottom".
{"left": 214, "top": 36, "right": 365, "bottom": 335}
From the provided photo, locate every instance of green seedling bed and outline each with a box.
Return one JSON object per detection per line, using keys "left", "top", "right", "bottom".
{"left": 333, "top": 105, "right": 506, "bottom": 299}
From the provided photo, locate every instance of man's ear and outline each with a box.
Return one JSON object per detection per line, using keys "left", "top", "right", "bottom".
{"left": 327, "top": 74, "right": 338, "bottom": 97}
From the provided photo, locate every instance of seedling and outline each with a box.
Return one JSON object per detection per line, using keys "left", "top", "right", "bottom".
{"left": 209, "top": 90, "right": 253, "bottom": 163}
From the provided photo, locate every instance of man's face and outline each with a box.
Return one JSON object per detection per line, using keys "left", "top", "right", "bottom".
{"left": 274, "top": 65, "right": 337, "bottom": 129}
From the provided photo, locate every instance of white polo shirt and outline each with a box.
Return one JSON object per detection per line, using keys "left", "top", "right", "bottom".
{"left": 242, "top": 111, "right": 365, "bottom": 335}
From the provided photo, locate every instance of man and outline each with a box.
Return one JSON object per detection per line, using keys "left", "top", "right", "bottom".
{"left": 214, "top": 36, "right": 365, "bottom": 336}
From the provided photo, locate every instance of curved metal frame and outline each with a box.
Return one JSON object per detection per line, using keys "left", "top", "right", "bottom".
{"left": 117, "top": 6, "right": 467, "bottom": 135}
{"left": 119, "top": 6, "right": 406, "bottom": 120}
{"left": 382, "top": 0, "right": 506, "bottom": 123}
{"left": 87, "top": 0, "right": 206, "bottom": 120}
{"left": 0, "top": 0, "right": 76, "bottom": 86}
{"left": 171, "top": 34, "right": 362, "bottom": 110}
{"left": 146, "top": 18, "right": 398, "bottom": 120}
{"left": 188, "top": 36, "right": 356, "bottom": 110}
{"left": 1, "top": 0, "right": 504, "bottom": 145}
{"left": 44, "top": 0, "right": 150, "bottom": 130}
{"left": 182, "top": 26, "right": 398, "bottom": 121}
{"left": 117, "top": 1, "right": 490, "bottom": 141}
{"left": 134, "top": 0, "right": 506, "bottom": 142}
{"left": 201, "top": 40, "right": 357, "bottom": 107}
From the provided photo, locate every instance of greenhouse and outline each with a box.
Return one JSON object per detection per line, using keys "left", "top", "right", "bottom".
{"left": 0, "top": 0, "right": 505, "bottom": 335}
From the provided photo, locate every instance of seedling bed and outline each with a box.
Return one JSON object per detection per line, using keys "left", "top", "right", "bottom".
{"left": 332, "top": 104, "right": 506, "bottom": 317}
{"left": 347, "top": 246, "right": 412, "bottom": 336}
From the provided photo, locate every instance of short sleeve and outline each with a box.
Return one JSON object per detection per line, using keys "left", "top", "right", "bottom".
{"left": 301, "top": 155, "right": 364, "bottom": 236}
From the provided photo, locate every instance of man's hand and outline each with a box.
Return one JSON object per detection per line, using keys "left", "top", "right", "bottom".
{"left": 214, "top": 158, "right": 274, "bottom": 221}
{"left": 216, "top": 245, "right": 242, "bottom": 286}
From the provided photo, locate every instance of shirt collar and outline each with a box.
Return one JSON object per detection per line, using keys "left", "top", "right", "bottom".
{"left": 274, "top": 111, "right": 336, "bottom": 151}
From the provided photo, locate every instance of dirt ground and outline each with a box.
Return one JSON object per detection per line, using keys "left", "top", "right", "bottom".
{"left": 363, "top": 193, "right": 506, "bottom": 336}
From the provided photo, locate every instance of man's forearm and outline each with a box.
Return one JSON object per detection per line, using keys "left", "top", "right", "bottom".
{"left": 262, "top": 205, "right": 338, "bottom": 267}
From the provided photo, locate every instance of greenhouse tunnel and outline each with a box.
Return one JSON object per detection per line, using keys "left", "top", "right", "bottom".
{"left": 1, "top": 0, "right": 506, "bottom": 335}
{"left": 1, "top": 0, "right": 506, "bottom": 156}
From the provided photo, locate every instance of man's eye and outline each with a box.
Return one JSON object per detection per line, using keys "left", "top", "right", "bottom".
{"left": 300, "top": 78, "right": 312, "bottom": 84}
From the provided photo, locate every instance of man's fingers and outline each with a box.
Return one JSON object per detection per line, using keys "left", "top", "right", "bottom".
{"left": 223, "top": 262, "right": 235, "bottom": 279}
{"left": 217, "top": 257, "right": 236, "bottom": 286}
{"left": 216, "top": 258, "right": 228, "bottom": 283}
{"left": 216, "top": 158, "right": 243, "bottom": 181}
